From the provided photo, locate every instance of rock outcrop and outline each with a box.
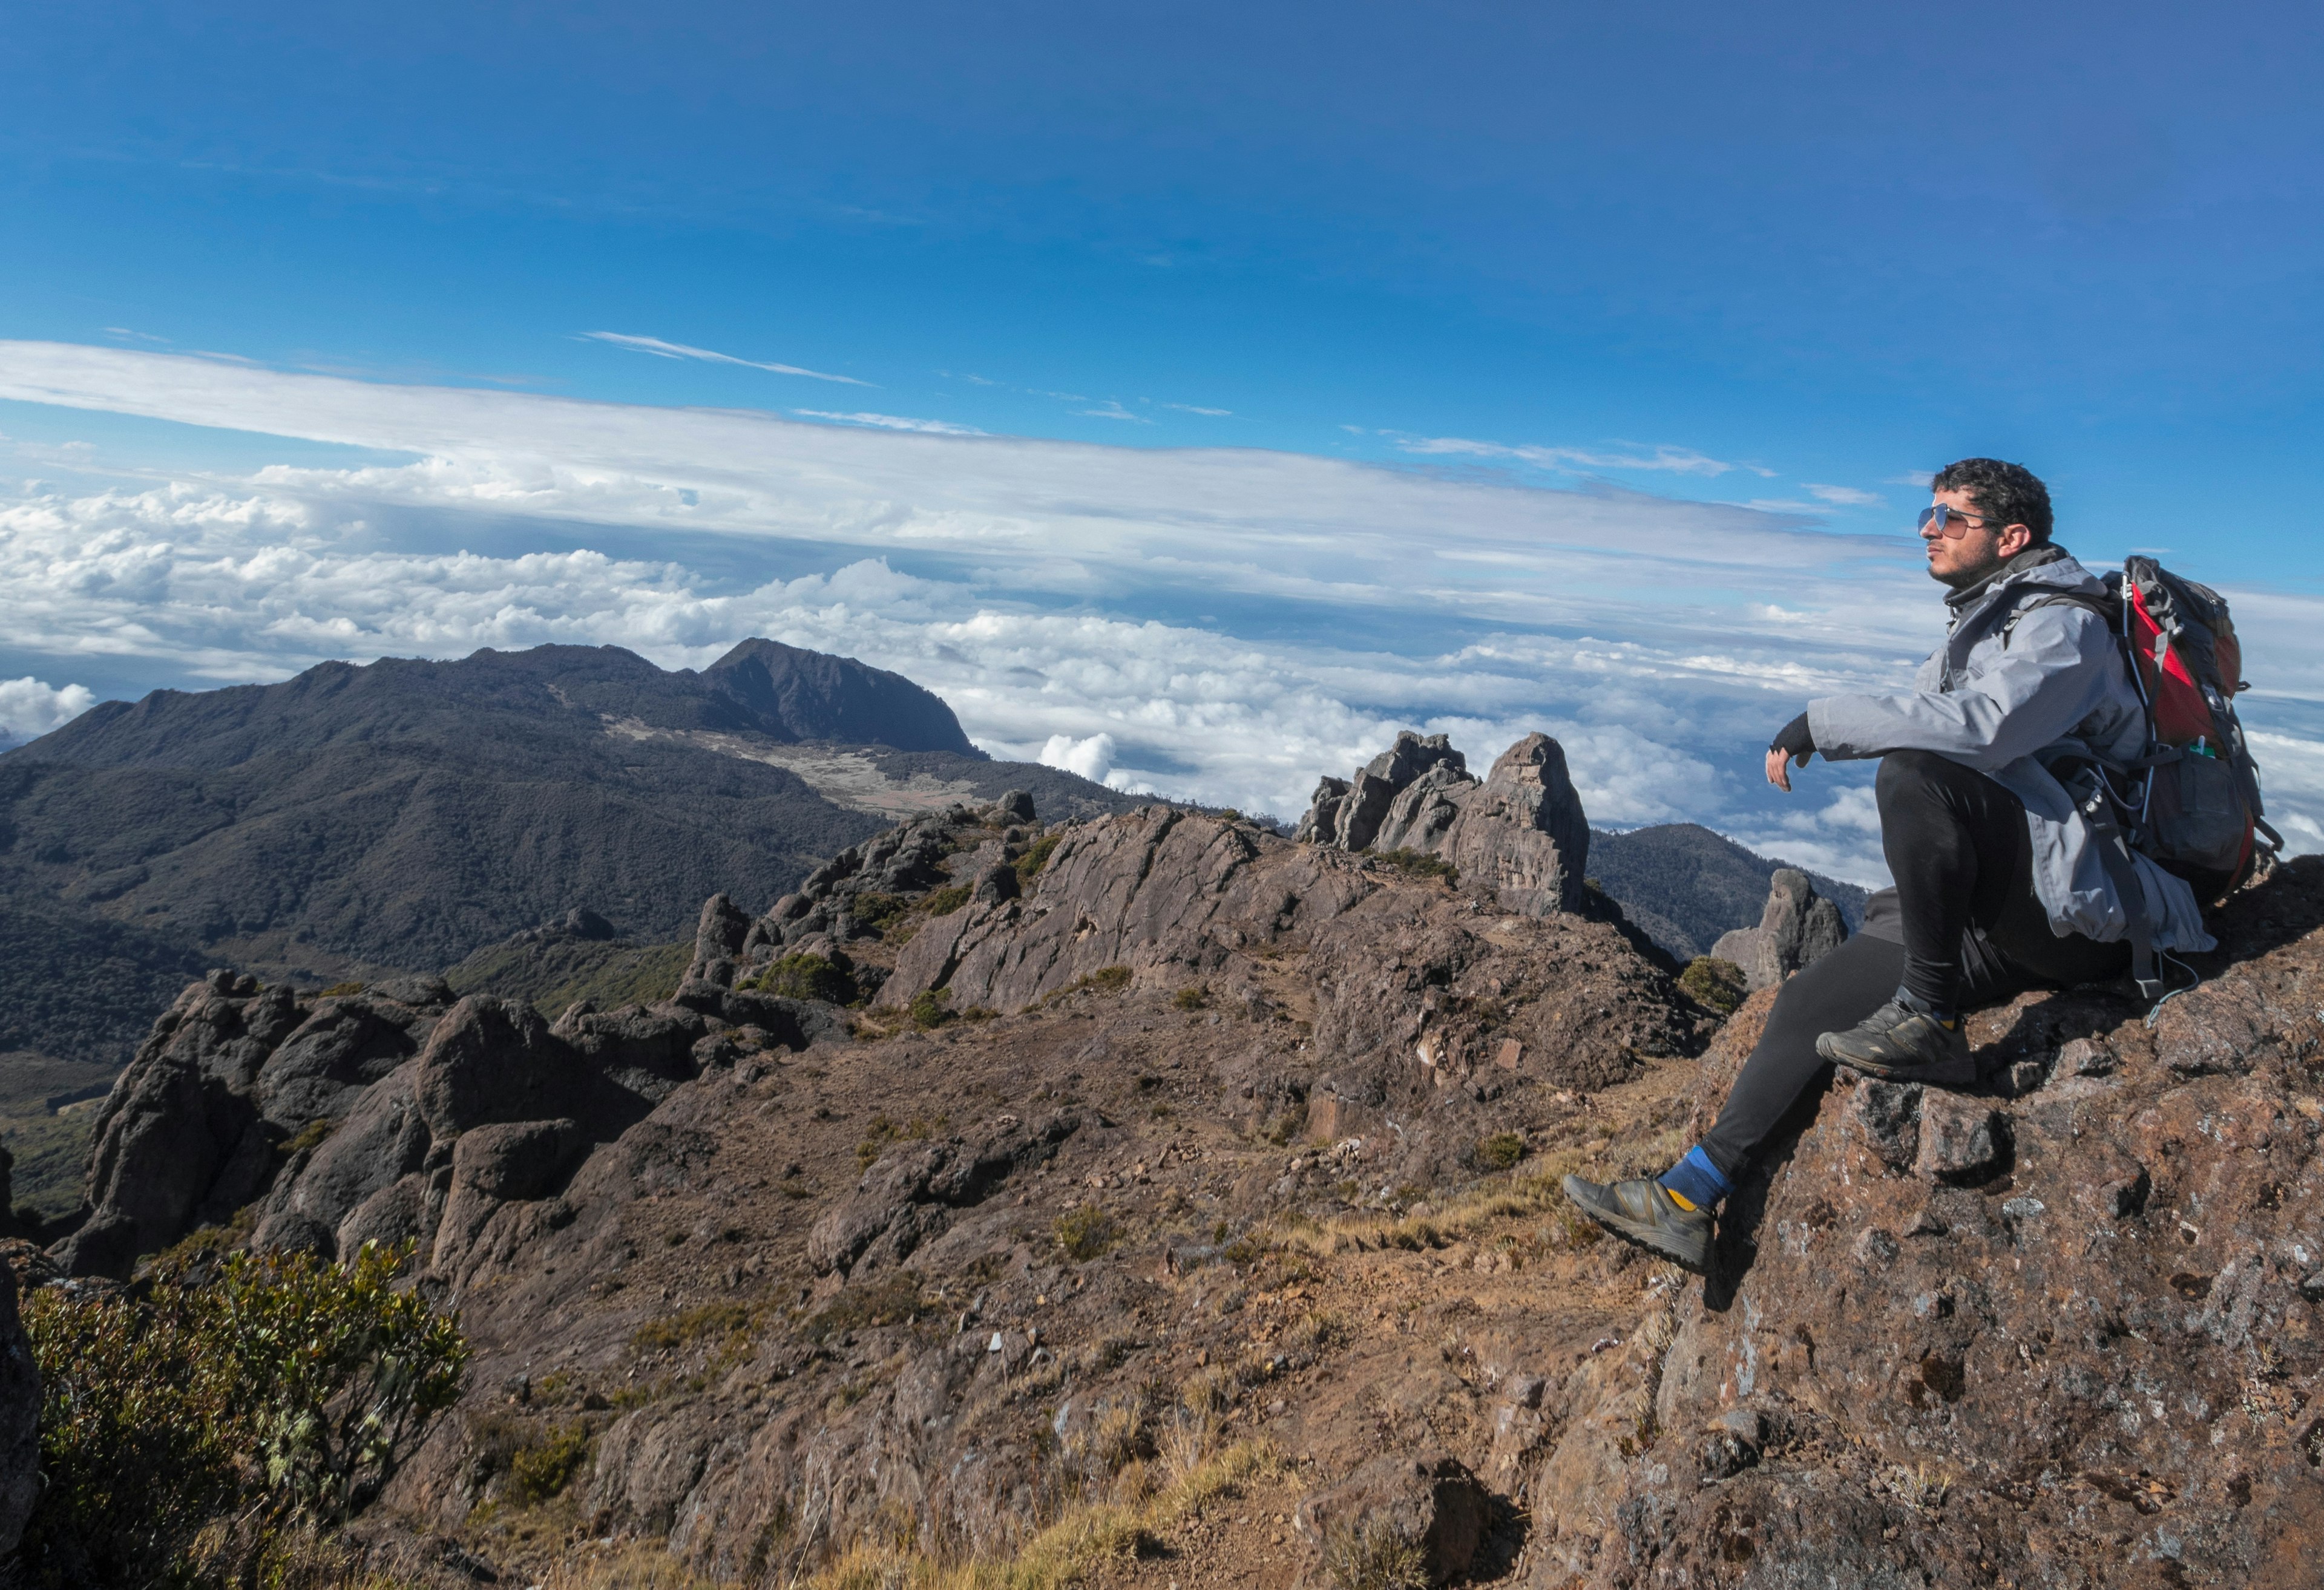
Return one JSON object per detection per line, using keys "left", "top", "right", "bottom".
{"left": 45, "top": 770, "right": 2324, "bottom": 1589}
{"left": 39, "top": 779, "right": 1715, "bottom": 1574}
{"left": 1296, "top": 731, "right": 1590, "bottom": 916}
{"left": 1532, "top": 856, "right": 2324, "bottom": 1588}
{"left": 51, "top": 954, "right": 837, "bottom": 1279}
{"left": 0, "top": 1266, "right": 38, "bottom": 1556}
{"left": 1709, "top": 866, "right": 1848, "bottom": 990}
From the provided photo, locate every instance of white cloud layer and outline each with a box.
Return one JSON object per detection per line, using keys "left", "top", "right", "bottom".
{"left": 1, "top": 340, "right": 2319, "bottom": 883}
{"left": 0, "top": 676, "right": 97, "bottom": 745}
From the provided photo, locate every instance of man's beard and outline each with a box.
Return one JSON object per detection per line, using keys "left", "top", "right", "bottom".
{"left": 1929, "top": 549, "right": 2007, "bottom": 591}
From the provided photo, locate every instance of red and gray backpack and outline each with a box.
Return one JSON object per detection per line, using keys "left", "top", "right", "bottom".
{"left": 2017, "top": 556, "right": 2280, "bottom": 996}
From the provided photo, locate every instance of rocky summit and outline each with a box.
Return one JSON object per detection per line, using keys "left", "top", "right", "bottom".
{"left": 13, "top": 728, "right": 2324, "bottom": 1588}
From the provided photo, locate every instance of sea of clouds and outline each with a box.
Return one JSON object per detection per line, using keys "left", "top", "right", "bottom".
{"left": 2, "top": 340, "right": 2319, "bottom": 883}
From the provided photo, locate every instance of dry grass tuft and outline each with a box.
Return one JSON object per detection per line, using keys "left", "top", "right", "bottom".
{"left": 780, "top": 1438, "right": 1286, "bottom": 1590}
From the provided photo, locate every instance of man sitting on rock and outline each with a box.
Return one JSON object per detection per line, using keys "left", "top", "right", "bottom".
{"left": 1564, "top": 457, "right": 2217, "bottom": 1273}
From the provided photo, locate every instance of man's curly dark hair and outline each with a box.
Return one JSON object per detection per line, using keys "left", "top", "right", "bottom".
{"left": 1932, "top": 457, "right": 2052, "bottom": 545}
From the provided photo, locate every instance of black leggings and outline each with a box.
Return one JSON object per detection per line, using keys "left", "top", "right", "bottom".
{"left": 1698, "top": 751, "right": 2127, "bottom": 1182}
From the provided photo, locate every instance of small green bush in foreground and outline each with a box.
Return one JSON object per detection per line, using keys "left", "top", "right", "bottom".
{"left": 19, "top": 1240, "right": 468, "bottom": 1586}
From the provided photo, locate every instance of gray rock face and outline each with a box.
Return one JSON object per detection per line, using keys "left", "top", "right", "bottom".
{"left": 56, "top": 945, "right": 831, "bottom": 1278}
{"left": 1291, "top": 776, "right": 1350, "bottom": 845}
{"left": 1709, "top": 868, "right": 1848, "bottom": 990}
{"left": 255, "top": 989, "right": 447, "bottom": 1130}
{"left": 760, "top": 796, "right": 1039, "bottom": 958}
{"left": 1290, "top": 730, "right": 1589, "bottom": 917}
{"left": 807, "top": 1112, "right": 1080, "bottom": 1277}
{"left": 0, "top": 1267, "right": 37, "bottom": 1555}
{"left": 1443, "top": 734, "right": 1590, "bottom": 917}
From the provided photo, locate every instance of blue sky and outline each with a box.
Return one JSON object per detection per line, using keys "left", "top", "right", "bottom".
{"left": 2, "top": 2, "right": 2321, "bottom": 877}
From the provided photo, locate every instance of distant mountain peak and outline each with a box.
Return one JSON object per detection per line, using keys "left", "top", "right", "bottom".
{"left": 11, "top": 638, "right": 979, "bottom": 768}
{"left": 700, "top": 638, "right": 979, "bottom": 755}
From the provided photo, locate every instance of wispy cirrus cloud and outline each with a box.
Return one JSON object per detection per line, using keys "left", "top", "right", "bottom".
{"left": 580, "top": 331, "right": 871, "bottom": 387}
{"left": 1075, "top": 400, "right": 1149, "bottom": 424}
{"left": 793, "top": 410, "right": 985, "bottom": 436}
{"left": 1162, "top": 402, "right": 1232, "bottom": 417}
{"left": 1805, "top": 483, "right": 1884, "bottom": 506}
{"left": 1390, "top": 434, "right": 1737, "bottom": 477}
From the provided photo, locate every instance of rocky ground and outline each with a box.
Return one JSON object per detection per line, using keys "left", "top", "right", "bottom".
{"left": 13, "top": 744, "right": 2324, "bottom": 1586}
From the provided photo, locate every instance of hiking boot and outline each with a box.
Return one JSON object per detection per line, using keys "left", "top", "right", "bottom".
{"left": 1814, "top": 999, "right": 1975, "bottom": 1086}
{"left": 1561, "top": 1174, "right": 1713, "bottom": 1274}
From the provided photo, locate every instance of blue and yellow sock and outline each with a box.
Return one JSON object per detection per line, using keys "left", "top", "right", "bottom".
{"left": 1656, "top": 1145, "right": 1730, "bottom": 1212}
{"left": 1895, "top": 984, "right": 1960, "bottom": 1029}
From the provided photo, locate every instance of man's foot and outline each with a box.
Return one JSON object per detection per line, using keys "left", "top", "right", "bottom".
{"left": 1814, "top": 999, "right": 1974, "bottom": 1085}
{"left": 1561, "top": 1174, "right": 1713, "bottom": 1274}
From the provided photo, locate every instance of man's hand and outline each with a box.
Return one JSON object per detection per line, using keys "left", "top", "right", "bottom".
{"left": 1767, "top": 712, "right": 1814, "bottom": 793}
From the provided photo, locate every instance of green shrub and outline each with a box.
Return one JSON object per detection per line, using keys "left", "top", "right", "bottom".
{"left": 1475, "top": 1132, "right": 1527, "bottom": 1171}
{"left": 754, "top": 952, "right": 853, "bottom": 1004}
{"left": 847, "top": 893, "right": 911, "bottom": 935}
{"left": 507, "top": 1421, "right": 594, "bottom": 1504}
{"left": 1172, "top": 984, "right": 1209, "bottom": 1011}
{"left": 923, "top": 885, "right": 971, "bottom": 917}
{"left": 1055, "top": 1205, "right": 1119, "bottom": 1261}
{"left": 630, "top": 1300, "right": 759, "bottom": 1355}
{"left": 856, "top": 1111, "right": 943, "bottom": 1168}
{"left": 18, "top": 1241, "right": 467, "bottom": 1585}
{"left": 1376, "top": 849, "right": 1458, "bottom": 886}
{"left": 317, "top": 981, "right": 366, "bottom": 999}
{"left": 1013, "top": 831, "right": 1063, "bottom": 880}
{"left": 908, "top": 989, "right": 955, "bottom": 1030}
{"left": 1678, "top": 956, "right": 1749, "bottom": 1016}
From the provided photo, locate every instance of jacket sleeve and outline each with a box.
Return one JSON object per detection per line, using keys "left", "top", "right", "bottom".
{"left": 1807, "top": 606, "right": 2116, "bottom": 772}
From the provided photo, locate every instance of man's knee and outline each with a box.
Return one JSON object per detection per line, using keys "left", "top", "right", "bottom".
{"left": 1875, "top": 748, "right": 1958, "bottom": 813}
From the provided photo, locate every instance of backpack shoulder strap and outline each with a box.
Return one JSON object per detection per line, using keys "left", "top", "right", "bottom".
{"left": 2000, "top": 589, "right": 2119, "bottom": 647}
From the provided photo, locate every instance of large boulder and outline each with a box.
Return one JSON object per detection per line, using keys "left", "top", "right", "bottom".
{"left": 809, "top": 1113, "right": 1080, "bottom": 1277}
{"left": 1440, "top": 733, "right": 1590, "bottom": 916}
{"left": 1710, "top": 867, "right": 1847, "bottom": 990}
{"left": 54, "top": 973, "right": 297, "bottom": 1277}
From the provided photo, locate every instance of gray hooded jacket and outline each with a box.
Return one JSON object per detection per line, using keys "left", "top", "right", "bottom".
{"left": 1807, "top": 545, "right": 2214, "bottom": 955}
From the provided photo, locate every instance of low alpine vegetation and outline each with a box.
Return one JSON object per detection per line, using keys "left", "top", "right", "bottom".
{"left": 18, "top": 1240, "right": 468, "bottom": 1586}
{"left": 1678, "top": 955, "right": 1748, "bottom": 1016}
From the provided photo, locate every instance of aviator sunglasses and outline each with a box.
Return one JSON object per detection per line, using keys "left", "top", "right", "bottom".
{"left": 1916, "top": 503, "right": 2012, "bottom": 538}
